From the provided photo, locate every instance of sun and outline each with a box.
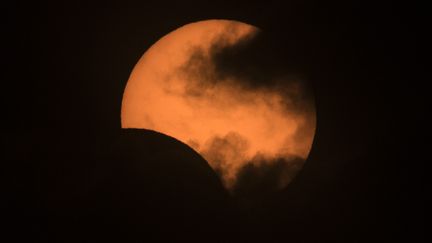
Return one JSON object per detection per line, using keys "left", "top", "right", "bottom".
{"left": 121, "top": 19, "right": 316, "bottom": 191}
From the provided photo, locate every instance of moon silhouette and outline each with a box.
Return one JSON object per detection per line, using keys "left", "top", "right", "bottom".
{"left": 121, "top": 19, "right": 316, "bottom": 191}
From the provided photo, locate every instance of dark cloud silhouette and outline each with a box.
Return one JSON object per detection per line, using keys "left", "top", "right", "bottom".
{"left": 179, "top": 23, "right": 315, "bottom": 114}
{"left": 212, "top": 31, "right": 291, "bottom": 88}
{"left": 199, "top": 131, "right": 305, "bottom": 203}
{"left": 233, "top": 156, "right": 304, "bottom": 206}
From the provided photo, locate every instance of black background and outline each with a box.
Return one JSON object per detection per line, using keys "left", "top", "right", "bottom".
{"left": 4, "top": 1, "right": 422, "bottom": 242}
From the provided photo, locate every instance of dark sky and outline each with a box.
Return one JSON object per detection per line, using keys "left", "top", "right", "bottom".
{"left": 4, "top": 1, "right": 422, "bottom": 242}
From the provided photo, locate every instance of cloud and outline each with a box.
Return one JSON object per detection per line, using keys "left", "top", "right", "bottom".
{"left": 199, "top": 132, "right": 305, "bottom": 197}
{"left": 199, "top": 132, "right": 250, "bottom": 187}
{"left": 233, "top": 156, "right": 304, "bottom": 201}
{"left": 172, "top": 22, "right": 315, "bottom": 193}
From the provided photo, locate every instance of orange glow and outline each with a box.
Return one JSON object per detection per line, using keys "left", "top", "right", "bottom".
{"left": 121, "top": 20, "right": 316, "bottom": 190}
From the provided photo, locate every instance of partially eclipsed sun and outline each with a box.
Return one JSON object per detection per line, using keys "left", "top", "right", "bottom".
{"left": 121, "top": 20, "right": 316, "bottom": 191}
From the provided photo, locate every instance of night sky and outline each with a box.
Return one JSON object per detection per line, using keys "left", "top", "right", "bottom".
{"left": 4, "top": 1, "right": 422, "bottom": 242}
